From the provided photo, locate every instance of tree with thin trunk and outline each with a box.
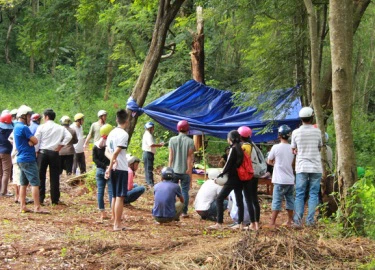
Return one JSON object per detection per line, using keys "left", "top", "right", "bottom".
{"left": 125, "top": 0, "right": 186, "bottom": 140}
{"left": 329, "top": 0, "right": 363, "bottom": 233}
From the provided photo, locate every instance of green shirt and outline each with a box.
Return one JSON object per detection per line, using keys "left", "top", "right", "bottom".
{"left": 168, "top": 133, "right": 195, "bottom": 174}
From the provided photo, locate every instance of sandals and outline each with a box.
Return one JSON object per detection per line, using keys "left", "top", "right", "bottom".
{"left": 207, "top": 223, "right": 223, "bottom": 230}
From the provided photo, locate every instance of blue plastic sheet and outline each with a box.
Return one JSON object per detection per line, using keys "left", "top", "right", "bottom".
{"left": 138, "top": 80, "right": 302, "bottom": 142}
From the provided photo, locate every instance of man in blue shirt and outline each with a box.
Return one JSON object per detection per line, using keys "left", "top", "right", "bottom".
{"left": 14, "top": 105, "right": 48, "bottom": 214}
{"left": 152, "top": 167, "right": 184, "bottom": 223}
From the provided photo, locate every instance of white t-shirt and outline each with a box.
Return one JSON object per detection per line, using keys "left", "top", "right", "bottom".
{"left": 70, "top": 123, "right": 85, "bottom": 153}
{"left": 194, "top": 179, "right": 223, "bottom": 211}
{"left": 142, "top": 130, "right": 155, "bottom": 154}
{"left": 291, "top": 125, "right": 322, "bottom": 173}
{"left": 268, "top": 143, "right": 295, "bottom": 185}
{"left": 106, "top": 127, "right": 129, "bottom": 171}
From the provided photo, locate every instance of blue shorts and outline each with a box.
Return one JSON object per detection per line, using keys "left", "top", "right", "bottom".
{"left": 272, "top": 184, "right": 294, "bottom": 211}
{"left": 110, "top": 170, "right": 128, "bottom": 198}
{"left": 18, "top": 161, "right": 40, "bottom": 187}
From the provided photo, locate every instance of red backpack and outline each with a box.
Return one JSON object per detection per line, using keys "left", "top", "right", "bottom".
{"left": 237, "top": 151, "right": 254, "bottom": 181}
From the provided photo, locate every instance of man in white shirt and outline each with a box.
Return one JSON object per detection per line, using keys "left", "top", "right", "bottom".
{"left": 291, "top": 107, "right": 322, "bottom": 227}
{"left": 105, "top": 109, "right": 129, "bottom": 231}
{"left": 70, "top": 113, "right": 86, "bottom": 174}
{"left": 142, "top": 122, "right": 164, "bottom": 187}
{"left": 266, "top": 125, "right": 295, "bottom": 228}
{"left": 35, "top": 109, "right": 72, "bottom": 205}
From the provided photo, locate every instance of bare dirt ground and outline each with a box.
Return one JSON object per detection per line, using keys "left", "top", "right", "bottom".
{"left": 1, "top": 153, "right": 374, "bottom": 269}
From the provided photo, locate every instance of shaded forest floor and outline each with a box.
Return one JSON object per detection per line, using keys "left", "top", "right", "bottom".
{"left": 1, "top": 165, "right": 375, "bottom": 269}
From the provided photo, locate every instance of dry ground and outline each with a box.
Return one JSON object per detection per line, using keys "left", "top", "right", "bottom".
{"left": 1, "top": 163, "right": 374, "bottom": 269}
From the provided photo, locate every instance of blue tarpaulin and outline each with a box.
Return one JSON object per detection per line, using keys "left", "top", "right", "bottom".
{"left": 132, "top": 80, "right": 302, "bottom": 142}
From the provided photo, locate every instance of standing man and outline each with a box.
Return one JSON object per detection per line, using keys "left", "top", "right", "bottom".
{"left": 105, "top": 109, "right": 129, "bottom": 231}
{"left": 70, "top": 113, "right": 86, "bottom": 174}
{"left": 291, "top": 107, "right": 322, "bottom": 227}
{"left": 59, "top": 116, "right": 78, "bottom": 176}
{"left": 13, "top": 105, "right": 48, "bottom": 213}
{"left": 142, "top": 122, "right": 164, "bottom": 188}
{"left": 168, "top": 120, "right": 195, "bottom": 218}
{"left": 35, "top": 109, "right": 72, "bottom": 205}
{"left": 84, "top": 110, "right": 107, "bottom": 148}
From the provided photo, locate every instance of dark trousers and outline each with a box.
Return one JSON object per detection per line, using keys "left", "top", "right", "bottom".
{"left": 72, "top": 152, "right": 86, "bottom": 174}
{"left": 217, "top": 185, "right": 243, "bottom": 224}
{"left": 60, "top": 154, "right": 74, "bottom": 175}
{"left": 38, "top": 150, "right": 61, "bottom": 204}
{"left": 142, "top": 151, "right": 154, "bottom": 186}
{"left": 242, "top": 178, "right": 260, "bottom": 222}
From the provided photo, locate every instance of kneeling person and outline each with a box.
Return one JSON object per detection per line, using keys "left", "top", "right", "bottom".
{"left": 152, "top": 167, "right": 184, "bottom": 223}
{"left": 124, "top": 155, "right": 146, "bottom": 205}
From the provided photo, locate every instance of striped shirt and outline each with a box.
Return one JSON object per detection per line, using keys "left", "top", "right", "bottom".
{"left": 291, "top": 125, "right": 322, "bottom": 173}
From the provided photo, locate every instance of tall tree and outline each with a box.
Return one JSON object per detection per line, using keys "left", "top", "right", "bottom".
{"left": 126, "top": 0, "right": 186, "bottom": 140}
{"left": 329, "top": 0, "right": 363, "bottom": 232}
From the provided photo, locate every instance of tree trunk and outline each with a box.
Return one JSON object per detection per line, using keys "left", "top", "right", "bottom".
{"left": 191, "top": 6, "right": 205, "bottom": 152}
{"left": 293, "top": 2, "right": 308, "bottom": 105}
{"left": 104, "top": 27, "right": 115, "bottom": 101}
{"left": 304, "top": 0, "right": 328, "bottom": 178}
{"left": 329, "top": 0, "right": 363, "bottom": 233}
{"left": 30, "top": 0, "right": 38, "bottom": 74}
{"left": 125, "top": 0, "right": 186, "bottom": 140}
{"left": 5, "top": 14, "right": 16, "bottom": 64}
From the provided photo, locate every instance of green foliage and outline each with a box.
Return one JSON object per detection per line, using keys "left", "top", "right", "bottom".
{"left": 342, "top": 168, "right": 375, "bottom": 239}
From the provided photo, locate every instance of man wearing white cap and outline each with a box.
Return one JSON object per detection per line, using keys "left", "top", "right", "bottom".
{"left": 291, "top": 107, "right": 322, "bottom": 227}
{"left": 84, "top": 110, "right": 107, "bottom": 148}
{"left": 142, "top": 122, "right": 164, "bottom": 187}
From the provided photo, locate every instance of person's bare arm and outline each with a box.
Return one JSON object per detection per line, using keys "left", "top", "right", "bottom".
{"left": 29, "top": 136, "right": 38, "bottom": 146}
{"left": 168, "top": 147, "right": 173, "bottom": 167}
{"left": 178, "top": 195, "right": 184, "bottom": 203}
{"left": 105, "top": 147, "right": 121, "bottom": 179}
{"left": 267, "top": 159, "right": 275, "bottom": 166}
{"left": 187, "top": 148, "right": 194, "bottom": 188}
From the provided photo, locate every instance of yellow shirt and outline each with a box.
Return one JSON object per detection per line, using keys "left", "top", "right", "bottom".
{"left": 241, "top": 143, "right": 252, "bottom": 156}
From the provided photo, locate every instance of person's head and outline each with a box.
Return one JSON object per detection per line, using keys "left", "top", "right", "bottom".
{"left": 127, "top": 155, "right": 141, "bottom": 172}
{"left": 60, "top": 115, "right": 71, "bottom": 126}
{"left": 97, "top": 110, "right": 107, "bottom": 123}
{"left": 144, "top": 121, "right": 154, "bottom": 132}
{"left": 16, "top": 105, "right": 33, "bottom": 126}
{"left": 43, "top": 109, "right": 56, "bottom": 121}
{"left": 161, "top": 167, "right": 174, "bottom": 181}
{"left": 227, "top": 130, "right": 241, "bottom": 145}
{"left": 10, "top": 109, "right": 17, "bottom": 120}
{"left": 99, "top": 123, "right": 113, "bottom": 139}
{"left": 0, "top": 113, "right": 12, "bottom": 125}
{"left": 278, "top": 124, "right": 292, "bottom": 140}
{"left": 116, "top": 109, "right": 128, "bottom": 127}
{"left": 31, "top": 113, "right": 41, "bottom": 124}
{"left": 299, "top": 107, "right": 314, "bottom": 124}
{"left": 74, "top": 113, "right": 84, "bottom": 126}
{"left": 237, "top": 126, "right": 252, "bottom": 142}
{"left": 177, "top": 120, "right": 189, "bottom": 133}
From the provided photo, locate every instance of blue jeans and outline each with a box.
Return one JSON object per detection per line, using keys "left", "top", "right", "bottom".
{"left": 272, "top": 184, "right": 294, "bottom": 211}
{"left": 124, "top": 184, "right": 146, "bottom": 204}
{"left": 294, "top": 172, "right": 322, "bottom": 225}
{"left": 142, "top": 151, "right": 154, "bottom": 186}
{"left": 96, "top": 168, "right": 113, "bottom": 211}
{"left": 172, "top": 173, "right": 190, "bottom": 214}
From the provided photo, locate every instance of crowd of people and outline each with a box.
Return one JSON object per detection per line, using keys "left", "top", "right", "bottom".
{"left": 0, "top": 104, "right": 330, "bottom": 232}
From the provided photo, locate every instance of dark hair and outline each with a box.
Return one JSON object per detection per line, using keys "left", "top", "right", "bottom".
{"left": 301, "top": 116, "right": 313, "bottom": 124}
{"left": 43, "top": 109, "right": 56, "bottom": 120}
{"left": 116, "top": 109, "right": 128, "bottom": 125}
{"left": 227, "top": 130, "right": 244, "bottom": 167}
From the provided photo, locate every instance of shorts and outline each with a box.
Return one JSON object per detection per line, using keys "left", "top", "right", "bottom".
{"left": 110, "top": 170, "right": 128, "bottom": 198}
{"left": 18, "top": 161, "right": 40, "bottom": 187}
{"left": 272, "top": 184, "right": 294, "bottom": 211}
{"left": 12, "top": 163, "right": 21, "bottom": 186}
